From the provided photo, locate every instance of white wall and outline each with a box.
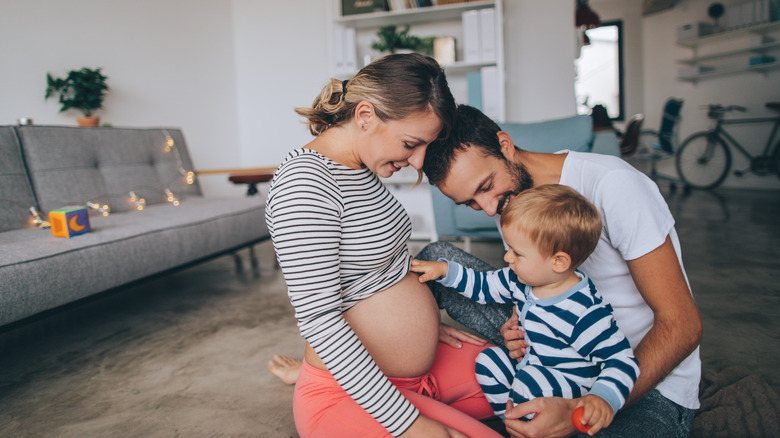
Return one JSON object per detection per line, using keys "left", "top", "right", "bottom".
{"left": 231, "top": 0, "right": 330, "bottom": 171}
{"left": 595, "top": 0, "right": 780, "bottom": 189}
{"left": 0, "top": 0, "right": 242, "bottom": 196}
{"left": 505, "top": 1, "right": 578, "bottom": 122}
{"left": 591, "top": 0, "right": 645, "bottom": 121}
{"left": 643, "top": 0, "right": 780, "bottom": 189}
{"left": 1, "top": 0, "right": 579, "bottom": 194}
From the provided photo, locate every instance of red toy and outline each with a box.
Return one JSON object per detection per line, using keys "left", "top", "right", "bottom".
{"left": 571, "top": 406, "right": 591, "bottom": 433}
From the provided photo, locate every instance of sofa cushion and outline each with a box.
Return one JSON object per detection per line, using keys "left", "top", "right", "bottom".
{"left": 0, "top": 196, "right": 268, "bottom": 327}
{"left": 0, "top": 126, "right": 38, "bottom": 232}
{"left": 500, "top": 115, "right": 594, "bottom": 154}
{"left": 18, "top": 126, "right": 201, "bottom": 214}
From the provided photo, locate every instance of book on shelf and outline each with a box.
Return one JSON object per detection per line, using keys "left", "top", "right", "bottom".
{"left": 334, "top": 26, "right": 358, "bottom": 75}
{"left": 341, "top": 0, "right": 387, "bottom": 16}
{"left": 479, "top": 8, "right": 496, "bottom": 62}
{"left": 462, "top": 9, "right": 481, "bottom": 63}
{"left": 462, "top": 8, "right": 497, "bottom": 63}
{"left": 434, "top": 0, "right": 469, "bottom": 5}
{"left": 480, "top": 66, "right": 500, "bottom": 121}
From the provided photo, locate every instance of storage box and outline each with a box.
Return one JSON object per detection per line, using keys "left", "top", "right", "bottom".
{"left": 749, "top": 55, "right": 776, "bottom": 65}
{"left": 678, "top": 65, "right": 716, "bottom": 77}
{"left": 749, "top": 35, "right": 775, "bottom": 47}
{"left": 677, "top": 22, "right": 714, "bottom": 41}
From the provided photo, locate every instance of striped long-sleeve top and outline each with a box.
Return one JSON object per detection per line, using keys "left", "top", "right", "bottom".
{"left": 438, "top": 260, "right": 640, "bottom": 413}
{"left": 265, "top": 149, "right": 418, "bottom": 436}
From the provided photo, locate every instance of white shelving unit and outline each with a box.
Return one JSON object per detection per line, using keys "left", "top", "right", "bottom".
{"left": 330, "top": 0, "right": 505, "bottom": 121}
{"left": 677, "top": 21, "right": 780, "bottom": 82}
{"left": 330, "top": 0, "right": 506, "bottom": 241}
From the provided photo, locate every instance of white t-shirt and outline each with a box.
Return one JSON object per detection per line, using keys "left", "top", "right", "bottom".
{"left": 496, "top": 151, "right": 701, "bottom": 409}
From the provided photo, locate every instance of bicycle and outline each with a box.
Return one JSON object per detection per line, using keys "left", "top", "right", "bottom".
{"left": 675, "top": 102, "right": 780, "bottom": 190}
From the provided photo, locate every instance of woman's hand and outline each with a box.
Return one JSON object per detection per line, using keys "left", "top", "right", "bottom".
{"left": 439, "top": 324, "right": 487, "bottom": 349}
{"left": 410, "top": 259, "right": 448, "bottom": 283}
{"left": 400, "top": 415, "right": 468, "bottom": 438}
{"left": 500, "top": 308, "right": 528, "bottom": 359}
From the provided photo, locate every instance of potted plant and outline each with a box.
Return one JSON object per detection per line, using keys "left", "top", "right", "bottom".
{"left": 45, "top": 67, "right": 109, "bottom": 127}
{"left": 371, "top": 25, "right": 434, "bottom": 55}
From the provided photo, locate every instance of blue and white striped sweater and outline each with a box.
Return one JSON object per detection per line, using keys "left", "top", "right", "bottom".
{"left": 438, "top": 260, "right": 640, "bottom": 413}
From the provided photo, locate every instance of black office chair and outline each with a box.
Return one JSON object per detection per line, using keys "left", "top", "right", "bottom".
{"left": 636, "top": 98, "right": 684, "bottom": 186}
{"left": 619, "top": 113, "right": 644, "bottom": 156}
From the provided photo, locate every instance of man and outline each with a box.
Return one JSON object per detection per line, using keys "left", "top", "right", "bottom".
{"left": 418, "top": 104, "right": 702, "bottom": 438}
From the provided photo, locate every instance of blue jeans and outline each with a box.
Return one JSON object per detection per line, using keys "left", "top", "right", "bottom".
{"left": 584, "top": 390, "right": 694, "bottom": 438}
{"left": 415, "top": 242, "right": 695, "bottom": 438}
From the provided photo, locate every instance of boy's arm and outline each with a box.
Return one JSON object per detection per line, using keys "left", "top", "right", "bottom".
{"left": 574, "top": 395, "right": 614, "bottom": 435}
{"left": 571, "top": 305, "right": 640, "bottom": 414}
{"left": 410, "top": 259, "right": 448, "bottom": 282}
{"left": 436, "top": 259, "right": 520, "bottom": 305}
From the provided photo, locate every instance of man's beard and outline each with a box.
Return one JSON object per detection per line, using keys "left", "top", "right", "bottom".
{"left": 496, "top": 161, "right": 534, "bottom": 215}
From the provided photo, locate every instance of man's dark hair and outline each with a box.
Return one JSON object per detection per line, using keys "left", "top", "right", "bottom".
{"left": 423, "top": 104, "right": 508, "bottom": 186}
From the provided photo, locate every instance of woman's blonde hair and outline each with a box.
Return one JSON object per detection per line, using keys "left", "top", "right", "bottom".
{"left": 500, "top": 184, "right": 602, "bottom": 269}
{"left": 295, "top": 53, "right": 455, "bottom": 137}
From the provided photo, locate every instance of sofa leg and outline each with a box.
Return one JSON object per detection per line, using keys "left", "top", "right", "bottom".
{"left": 233, "top": 252, "right": 245, "bottom": 275}
{"left": 249, "top": 245, "right": 260, "bottom": 277}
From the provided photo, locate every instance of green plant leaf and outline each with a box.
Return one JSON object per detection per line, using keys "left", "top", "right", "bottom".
{"left": 44, "top": 67, "right": 109, "bottom": 117}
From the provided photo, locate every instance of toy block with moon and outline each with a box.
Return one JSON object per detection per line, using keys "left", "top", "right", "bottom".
{"left": 49, "top": 206, "right": 91, "bottom": 238}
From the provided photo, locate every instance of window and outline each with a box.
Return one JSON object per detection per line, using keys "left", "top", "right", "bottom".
{"left": 575, "top": 21, "right": 625, "bottom": 121}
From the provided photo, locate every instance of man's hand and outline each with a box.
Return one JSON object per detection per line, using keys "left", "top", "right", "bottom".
{"left": 573, "top": 395, "right": 614, "bottom": 436}
{"left": 500, "top": 308, "right": 528, "bottom": 359}
{"left": 410, "top": 259, "right": 448, "bottom": 283}
{"left": 504, "top": 397, "right": 578, "bottom": 438}
{"left": 439, "top": 324, "right": 487, "bottom": 349}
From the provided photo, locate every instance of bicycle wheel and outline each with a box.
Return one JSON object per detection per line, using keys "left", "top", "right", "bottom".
{"left": 676, "top": 131, "right": 732, "bottom": 190}
{"left": 773, "top": 140, "right": 780, "bottom": 180}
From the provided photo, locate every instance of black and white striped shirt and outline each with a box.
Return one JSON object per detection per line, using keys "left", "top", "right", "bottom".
{"left": 265, "top": 148, "right": 418, "bottom": 436}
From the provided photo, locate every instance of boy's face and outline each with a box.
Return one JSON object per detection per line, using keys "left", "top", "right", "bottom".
{"left": 437, "top": 146, "right": 532, "bottom": 216}
{"left": 502, "top": 227, "right": 557, "bottom": 288}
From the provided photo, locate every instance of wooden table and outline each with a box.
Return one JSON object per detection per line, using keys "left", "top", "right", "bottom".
{"left": 196, "top": 167, "right": 276, "bottom": 197}
{"left": 227, "top": 170, "right": 275, "bottom": 197}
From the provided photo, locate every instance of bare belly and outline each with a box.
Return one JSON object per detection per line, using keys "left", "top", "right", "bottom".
{"left": 304, "top": 272, "right": 441, "bottom": 377}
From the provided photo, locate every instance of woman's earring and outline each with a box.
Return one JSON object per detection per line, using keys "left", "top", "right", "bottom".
{"left": 361, "top": 124, "right": 366, "bottom": 130}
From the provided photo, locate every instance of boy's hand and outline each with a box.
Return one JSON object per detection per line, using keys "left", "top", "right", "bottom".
{"left": 573, "top": 394, "right": 614, "bottom": 435}
{"left": 410, "top": 259, "right": 448, "bottom": 282}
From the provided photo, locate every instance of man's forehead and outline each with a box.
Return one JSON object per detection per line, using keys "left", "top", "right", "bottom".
{"left": 440, "top": 148, "right": 491, "bottom": 201}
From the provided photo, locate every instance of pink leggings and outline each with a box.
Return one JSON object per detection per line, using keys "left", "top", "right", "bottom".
{"left": 293, "top": 341, "right": 501, "bottom": 437}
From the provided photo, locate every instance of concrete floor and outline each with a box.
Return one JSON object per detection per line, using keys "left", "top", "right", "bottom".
{"left": 0, "top": 185, "right": 778, "bottom": 437}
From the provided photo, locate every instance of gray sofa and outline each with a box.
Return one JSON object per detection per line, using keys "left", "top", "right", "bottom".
{"left": 0, "top": 125, "right": 269, "bottom": 329}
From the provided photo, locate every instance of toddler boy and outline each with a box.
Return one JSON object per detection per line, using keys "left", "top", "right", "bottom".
{"left": 411, "top": 184, "right": 640, "bottom": 435}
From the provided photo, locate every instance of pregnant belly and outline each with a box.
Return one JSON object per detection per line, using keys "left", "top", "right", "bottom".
{"left": 304, "top": 272, "right": 441, "bottom": 378}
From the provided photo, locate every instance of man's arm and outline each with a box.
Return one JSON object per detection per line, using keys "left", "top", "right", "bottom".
{"left": 624, "top": 235, "right": 702, "bottom": 404}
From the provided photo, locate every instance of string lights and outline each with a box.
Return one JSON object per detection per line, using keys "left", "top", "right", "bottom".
{"left": 29, "top": 206, "right": 50, "bottom": 228}
{"left": 86, "top": 201, "right": 111, "bottom": 216}
{"left": 164, "top": 189, "right": 180, "bottom": 206}
{"left": 128, "top": 191, "right": 146, "bottom": 210}
{"left": 162, "top": 129, "right": 196, "bottom": 186}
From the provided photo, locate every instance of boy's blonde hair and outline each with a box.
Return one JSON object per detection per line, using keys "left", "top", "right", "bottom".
{"left": 499, "top": 184, "right": 602, "bottom": 269}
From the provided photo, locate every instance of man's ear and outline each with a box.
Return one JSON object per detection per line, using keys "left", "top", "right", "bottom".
{"left": 354, "top": 100, "right": 375, "bottom": 129}
{"left": 551, "top": 251, "right": 572, "bottom": 273}
{"left": 497, "top": 131, "right": 516, "bottom": 161}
